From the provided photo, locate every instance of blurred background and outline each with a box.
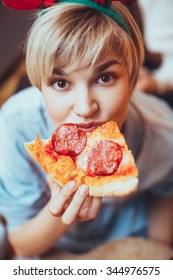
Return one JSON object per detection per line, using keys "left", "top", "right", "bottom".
{"left": 0, "top": 2, "right": 33, "bottom": 107}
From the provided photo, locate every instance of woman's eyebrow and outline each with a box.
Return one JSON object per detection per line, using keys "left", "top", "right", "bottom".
{"left": 93, "top": 60, "right": 120, "bottom": 75}
{"left": 52, "top": 69, "right": 67, "bottom": 76}
{"left": 52, "top": 60, "right": 119, "bottom": 76}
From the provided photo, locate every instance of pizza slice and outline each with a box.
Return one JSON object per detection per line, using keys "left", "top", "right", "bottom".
{"left": 24, "top": 121, "right": 138, "bottom": 197}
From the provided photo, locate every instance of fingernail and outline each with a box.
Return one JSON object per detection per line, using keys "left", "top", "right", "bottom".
{"left": 67, "top": 181, "right": 76, "bottom": 191}
{"left": 79, "top": 185, "right": 88, "bottom": 196}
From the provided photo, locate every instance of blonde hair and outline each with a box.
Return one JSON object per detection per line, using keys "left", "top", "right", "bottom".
{"left": 26, "top": 2, "right": 144, "bottom": 89}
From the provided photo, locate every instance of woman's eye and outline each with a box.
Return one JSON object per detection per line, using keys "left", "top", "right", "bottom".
{"left": 54, "top": 80, "right": 68, "bottom": 89}
{"left": 97, "top": 75, "right": 112, "bottom": 84}
{"left": 48, "top": 77, "right": 71, "bottom": 91}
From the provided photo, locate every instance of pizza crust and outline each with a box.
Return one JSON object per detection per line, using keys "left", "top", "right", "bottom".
{"left": 53, "top": 176, "right": 138, "bottom": 197}
{"left": 88, "top": 177, "right": 138, "bottom": 197}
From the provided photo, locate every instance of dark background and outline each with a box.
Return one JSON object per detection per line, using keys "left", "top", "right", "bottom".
{"left": 0, "top": 2, "right": 34, "bottom": 82}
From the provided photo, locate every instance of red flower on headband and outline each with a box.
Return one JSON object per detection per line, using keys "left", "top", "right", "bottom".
{"left": 44, "top": 0, "right": 56, "bottom": 7}
{"left": 2, "top": 0, "right": 134, "bottom": 10}
{"left": 2, "top": 0, "right": 43, "bottom": 10}
{"left": 2, "top": 0, "right": 56, "bottom": 10}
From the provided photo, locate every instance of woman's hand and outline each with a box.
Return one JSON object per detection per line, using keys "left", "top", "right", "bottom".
{"left": 47, "top": 176, "right": 102, "bottom": 225}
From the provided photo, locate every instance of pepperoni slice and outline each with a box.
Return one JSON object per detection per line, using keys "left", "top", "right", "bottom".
{"left": 52, "top": 124, "right": 87, "bottom": 156}
{"left": 87, "top": 140, "right": 123, "bottom": 176}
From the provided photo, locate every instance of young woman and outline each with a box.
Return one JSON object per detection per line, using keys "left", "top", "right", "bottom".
{"left": 1, "top": 0, "right": 173, "bottom": 258}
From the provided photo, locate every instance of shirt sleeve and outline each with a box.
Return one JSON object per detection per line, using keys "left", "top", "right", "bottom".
{"left": 0, "top": 106, "right": 50, "bottom": 232}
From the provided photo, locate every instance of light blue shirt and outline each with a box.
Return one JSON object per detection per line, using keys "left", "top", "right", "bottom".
{"left": 0, "top": 87, "right": 173, "bottom": 253}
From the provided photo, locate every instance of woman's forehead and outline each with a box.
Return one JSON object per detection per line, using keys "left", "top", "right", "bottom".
{"left": 52, "top": 55, "right": 122, "bottom": 75}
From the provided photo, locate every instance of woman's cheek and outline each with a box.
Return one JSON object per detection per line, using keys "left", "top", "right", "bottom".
{"left": 106, "top": 91, "right": 129, "bottom": 126}
{"left": 48, "top": 98, "right": 70, "bottom": 125}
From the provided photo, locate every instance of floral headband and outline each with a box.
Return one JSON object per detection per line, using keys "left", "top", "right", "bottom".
{"left": 3, "top": 0, "right": 133, "bottom": 35}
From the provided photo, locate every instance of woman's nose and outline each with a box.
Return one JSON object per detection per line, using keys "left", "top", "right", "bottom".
{"left": 73, "top": 87, "right": 99, "bottom": 118}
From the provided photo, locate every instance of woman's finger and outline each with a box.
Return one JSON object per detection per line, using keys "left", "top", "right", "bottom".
{"left": 47, "top": 175, "right": 62, "bottom": 195}
{"left": 77, "top": 196, "right": 92, "bottom": 218}
{"left": 86, "top": 197, "right": 102, "bottom": 219}
{"left": 61, "top": 185, "right": 89, "bottom": 225}
{"left": 49, "top": 181, "right": 77, "bottom": 216}
{"left": 78, "top": 196, "right": 102, "bottom": 221}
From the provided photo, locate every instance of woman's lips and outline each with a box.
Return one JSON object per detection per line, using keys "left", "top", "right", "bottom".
{"left": 76, "top": 122, "right": 104, "bottom": 132}
{"left": 78, "top": 126, "right": 99, "bottom": 132}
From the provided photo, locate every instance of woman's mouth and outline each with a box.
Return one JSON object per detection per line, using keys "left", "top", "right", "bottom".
{"left": 76, "top": 122, "right": 105, "bottom": 132}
